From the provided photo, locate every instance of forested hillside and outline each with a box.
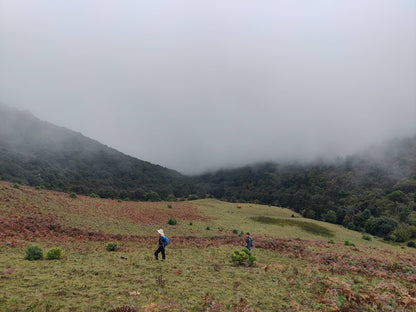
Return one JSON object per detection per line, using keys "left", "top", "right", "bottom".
{"left": 194, "top": 136, "right": 416, "bottom": 241}
{"left": 1, "top": 104, "right": 416, "bottom": 242}
{"left": 0, "top": 104, "right": 194, "bottom": 200}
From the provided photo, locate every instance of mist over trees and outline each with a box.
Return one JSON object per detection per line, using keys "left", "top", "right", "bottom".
{"left": 192, "top": 137, "right": 416, "bottom": 242}
{"left": 0, "top": 104, "right": 194, "bottom": 200}
{"left": 1, "top": 104, "right": 416, "bottom": 242}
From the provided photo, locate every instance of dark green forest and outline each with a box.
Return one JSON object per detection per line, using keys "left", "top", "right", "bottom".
{"left": 193, "top": 145, "right": 416, "bottom": 242}
{"left": 1, "top": 104, "right": 416, "bottom": 242}
{"left": 0, "top": 104, "right": 195, "bottom": 201}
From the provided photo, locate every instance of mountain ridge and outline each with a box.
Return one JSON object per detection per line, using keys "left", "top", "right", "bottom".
{"left": 0, "top": 103, "right": 191, "bottom": 200}
{"left": 1, "top": 103, "right": 416, "bottom": 242}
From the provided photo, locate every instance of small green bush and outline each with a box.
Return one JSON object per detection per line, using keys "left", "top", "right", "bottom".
{"left": 69, "top": 192, "right": 77, "bottom": 198}
{"left": 206, "top": 226, "right": 210, "bottom": 230}
{"left": 167, "top": 204, "right": 173, "bottom": 209}
{"left": 46, "top": 247, "right": 63, "bottom": 260}
{"left": 14, "top": 183, "right": 20, "bottom": 189}
{"left": 407, "top": 241, "right": 416, "bottom": 248}
{"left": 168, "top": 218, "right": 177, "bottom": 225}
{"left": 232, "top": 229, "right": 238, "bottom": 234}
{"left": 328, "top": 239, "right": 335, "bottom": 244}
{"left": 344, "top": 241, "right": 355, "bottom": 247}
{"left": 89, "top": 193, "right": 99, "bottom": 198}
{"left": 25, "top": 245, "right": 43, "bottom": 261}
{"left": 231, "top": 248, "right": 257, "bottom": 267}
{"left": 362, "top": 234, "right": 372, "bottom": 241}
{"left": 106, "top": 242, "right": 118, "bottom": 252}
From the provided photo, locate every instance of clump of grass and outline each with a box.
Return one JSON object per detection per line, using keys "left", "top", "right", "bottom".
{"left": 212, "top": 263, "right": 222, "bottom": 272}
{"left": 328, "top": 239, "right": 335, "bottom": 244}
{"left": 168, "top": 218, "right": 177, "bottom": 225}
{"left": 106, "top": 242, "right": 118, "bottom": 252}
{"left": 344, "top": 241, "right": 355, "bottom": 247}
{"left": 46, "top": 247, "right": 63, "bottom": 260}
{"left": 155, "top": 275, "right": 167, "bottom": 288}
{"left": 69, "top": 192, "right": 77, "bottom": 198}
{"left": 167, "top": 204, "right": 173, "bottom": 209}
{"left": 362, "top": 234, "right": 372, "bottom": 241}
{"left": 232, "top": 229, "right": 238, "bottom": 234}
{"left": 13, "top": 183, "right": 20, "bottom": 189}
{"left": 251, "top": 216, "right": 333, "bottom": 237}
{"left": 24, "top": 245, "right": 43, "bottom": 261}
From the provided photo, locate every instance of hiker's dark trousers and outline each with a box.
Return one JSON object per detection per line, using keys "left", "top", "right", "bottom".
{"left": 155, "top": 246, "right": 165, "bottom": 260}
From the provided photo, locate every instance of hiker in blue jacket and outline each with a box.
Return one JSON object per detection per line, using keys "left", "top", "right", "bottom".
{"left": 155, "top": 229, "right": 166, "bottom": 260}
{"left": 245, "top": 232, "right": 253, "bottom": 250}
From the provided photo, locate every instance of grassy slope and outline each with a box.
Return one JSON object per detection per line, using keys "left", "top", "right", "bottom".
{"left": 1, "top": 181, "right": 416, "bottom": 311}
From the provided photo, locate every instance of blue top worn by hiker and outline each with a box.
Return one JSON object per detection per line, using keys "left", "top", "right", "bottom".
{"left": 155, "top": 229, "right": 167, "bottom": 260}
{"left": 245, "top": 232, "right": 253, "bottom": 250}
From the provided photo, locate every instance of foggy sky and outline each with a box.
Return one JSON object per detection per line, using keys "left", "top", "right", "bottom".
{"left": 1, "top": 1, "right": 415, "bottom": 174}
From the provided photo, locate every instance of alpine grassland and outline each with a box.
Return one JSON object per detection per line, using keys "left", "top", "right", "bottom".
{"left": 1, "top": 181, "right": 416, "bottom": 311}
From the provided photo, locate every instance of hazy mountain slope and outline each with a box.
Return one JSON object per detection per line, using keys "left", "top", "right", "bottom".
{"left": 192, "top": 136, "right": 416, "bottom": 240}
{"left": 0, "top": 104, "right": 191, "bottom": 200}
{"left": 2, "top": 103, "right": 416, "bottom": 241}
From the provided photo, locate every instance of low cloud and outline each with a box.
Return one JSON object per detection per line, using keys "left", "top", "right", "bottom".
{"left": 1, "top": 1, "right": 415, "bottom": 174}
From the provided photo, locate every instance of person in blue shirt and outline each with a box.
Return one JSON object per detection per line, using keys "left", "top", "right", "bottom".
{"left": 245, "top": 232, "right": 253, "bottom": 250}
{"left": 155, "top": 229, "right": 166, "bottom": 260}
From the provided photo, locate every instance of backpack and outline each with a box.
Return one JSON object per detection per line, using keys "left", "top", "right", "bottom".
{"left": 163, "top": 236, "right": 169, "bottom": 247}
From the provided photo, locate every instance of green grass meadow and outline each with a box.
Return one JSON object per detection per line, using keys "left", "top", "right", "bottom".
{"left": 1, "top": 242, "right": 316, "bottom": 311}
{"left": 1, "top": 185, "right": 416, "bottom": 311}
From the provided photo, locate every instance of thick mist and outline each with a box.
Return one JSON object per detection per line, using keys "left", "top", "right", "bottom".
{"left": 1, "top": 1, "right": 415, "bottom": 174}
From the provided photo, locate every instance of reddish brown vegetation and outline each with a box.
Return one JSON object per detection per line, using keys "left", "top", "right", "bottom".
{"left": 0, "top": 181, "right": 212, "bottom": 226}
{"left": 2, "top": 181, "right": 416, "bottom": 311}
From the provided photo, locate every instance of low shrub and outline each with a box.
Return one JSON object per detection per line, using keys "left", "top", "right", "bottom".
{"left": 168, "top": 218, "right": 177, "bottom": 225}
{"left": 327, "top": 239, "right": 335, "bottom": 244}
{"left": 231, "top": 248, "right": 257, "bottom": 267}
{"left": 46, "top": 247, "right": 63, "bottom": 260}
{"left": 13, "top": 183, "right": 20, "bottom": 189}
{"left": 232, "top": 229, "right": 238, "bottom": 234}
{"left": 25, "top": 245, "right": 43, "bottom": 261}
{"left": 69, "top": 192, "right": 77, "bottom": 198}
{"left": 344, "top": 241, "right": 355, "bottom": 247}
{"left": 362, "top": 234, "right": 372, "bottom": 241}
{"left": 106, "top": 242, "right": 118, "bottom": 252}
{"left": 407, "top": 241, "right": 416, "bottom": 248}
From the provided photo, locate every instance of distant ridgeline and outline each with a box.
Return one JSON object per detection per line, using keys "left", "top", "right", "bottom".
{"left": 0, "top": 103, "right": 194, "bottom": 201}
{"left": 191, "top": 136, "right": 416, "bottom": 242}
{"left": 1, "top": 103, "right": 416, "bottom": 242}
